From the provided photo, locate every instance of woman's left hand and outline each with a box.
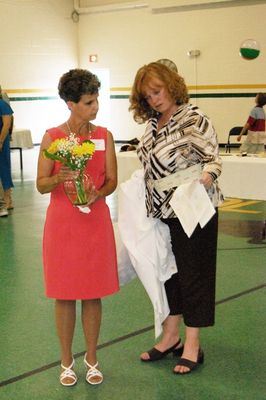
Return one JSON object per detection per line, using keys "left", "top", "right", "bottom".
{"left": 199, "top": 171, "right": 213, "bottom": 189}
{"left": 77, "top": 186, "right": 99, "bottom": 209}
{"left": 86, "top": 186, "right": 99, "bottom": 206}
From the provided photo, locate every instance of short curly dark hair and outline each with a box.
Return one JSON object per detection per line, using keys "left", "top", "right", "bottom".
{"left": 58, "top": 68, "right": 101, "bottom": 103}
{"left": 257, "top": 93, "right": 266, "bottom": 107}
{"left": 129, "top": 62, "right": 189, "bottom": 123}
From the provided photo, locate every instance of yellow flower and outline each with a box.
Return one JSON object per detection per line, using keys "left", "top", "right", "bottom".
{"left": 72, "top": 142, "right": 95, "bottom": 157}
{"left": 46, "top": 138, "right": 67, "bottom": 154}
{"left": 43, "top": 135, "right": 95, "bottom": 170}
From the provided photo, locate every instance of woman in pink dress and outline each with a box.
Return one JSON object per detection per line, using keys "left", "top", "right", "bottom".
{"left": 36, "top": 69, "right": 119, "bottom": 387}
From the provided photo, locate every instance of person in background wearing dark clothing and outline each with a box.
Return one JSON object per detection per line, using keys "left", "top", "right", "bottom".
{"left": 0, "top": 86, "right": 14, "bottom": 217}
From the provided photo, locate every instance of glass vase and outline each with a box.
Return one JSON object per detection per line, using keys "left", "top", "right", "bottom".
{"left": 63, "top": 172, "right": 94, "bottom": 206}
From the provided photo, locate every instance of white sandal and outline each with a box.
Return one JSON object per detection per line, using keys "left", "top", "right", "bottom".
{"left": 84, "top": 354, "right": 103, "bottom": 385}
{"left": 60, "top": 359, "right": 77, "bottom": 387}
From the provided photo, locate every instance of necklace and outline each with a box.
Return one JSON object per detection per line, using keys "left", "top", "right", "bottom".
{"left": 65, "top": 121, "right": 92, "bottom": 139}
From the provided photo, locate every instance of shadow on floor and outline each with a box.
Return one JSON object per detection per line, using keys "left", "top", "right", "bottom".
{"left": 219, "top": 219, "right": 266, "bottom": 244}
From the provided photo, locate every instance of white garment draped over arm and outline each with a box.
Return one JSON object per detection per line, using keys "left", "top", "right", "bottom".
{"left": 118, "top": 169, "right": 177, "bottom": 338}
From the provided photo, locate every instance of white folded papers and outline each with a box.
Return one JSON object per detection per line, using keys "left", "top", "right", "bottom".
{"left": 77, "top": 206, "right": 91, "bottom": 214}
{"left": 169, "top": 180, "right": 215, "bottom": 238}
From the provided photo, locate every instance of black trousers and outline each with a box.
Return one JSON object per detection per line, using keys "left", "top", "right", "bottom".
{"left": 162, "top": 210, "right": 218, "bottom": 327}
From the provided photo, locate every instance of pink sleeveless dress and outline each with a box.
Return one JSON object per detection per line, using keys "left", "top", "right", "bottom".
{"left": 42, "top": 126, "right": 119, "bottom": 300}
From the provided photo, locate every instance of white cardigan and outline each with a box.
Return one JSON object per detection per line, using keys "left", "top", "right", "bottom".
{"left": 118, "top": 169, "right": 177, "bottom": 338}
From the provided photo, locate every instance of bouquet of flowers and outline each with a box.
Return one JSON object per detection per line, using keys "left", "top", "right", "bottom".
{"left": 44, "top": 133, "right": 96, "bottom": 208}
{"left": 44, "top": 133, "right": 95, "bottom": 171}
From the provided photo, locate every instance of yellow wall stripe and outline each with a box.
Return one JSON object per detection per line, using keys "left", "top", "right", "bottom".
{"left": 110, "top": 84, "right": 266, "bottom": 92}
{"left": 3, "top": 84, "right": 266, "bottom": 95}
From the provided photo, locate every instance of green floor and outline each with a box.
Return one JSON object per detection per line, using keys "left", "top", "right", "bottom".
{"left": 0, "top": 148, "right": 265, "bottom": 399}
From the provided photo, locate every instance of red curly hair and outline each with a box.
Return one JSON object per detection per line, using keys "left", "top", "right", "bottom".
{"left": 129, "top": 62, "right": 189, "bottom": 123}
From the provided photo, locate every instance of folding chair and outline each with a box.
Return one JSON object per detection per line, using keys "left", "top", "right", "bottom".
{"left": 225, "top": 126, "right": 244, "bottom": 153}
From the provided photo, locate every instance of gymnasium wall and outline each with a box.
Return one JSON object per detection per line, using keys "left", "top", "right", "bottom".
{"left": 77, "top": 1, "right": 266, "bottom": 142}
{"left": 0, "top": 0, "right": 77, "bottom": 143}
{"left": 0, "top": 0, "right": 265, "bottom": 144}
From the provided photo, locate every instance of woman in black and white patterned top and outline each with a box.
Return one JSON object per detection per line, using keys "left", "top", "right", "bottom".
{"left": 129, "top": 62, "right": 223, "bottom": 374}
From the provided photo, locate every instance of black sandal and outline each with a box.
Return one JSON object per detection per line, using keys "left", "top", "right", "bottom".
{"left": 173, "top": 348, "right": 204, "bottom": 374}
{"left": 141, "top": 338, "right": 183, "bottom": 362}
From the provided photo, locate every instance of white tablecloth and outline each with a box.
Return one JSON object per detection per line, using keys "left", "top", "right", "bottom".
{"left": 117, "top": 151, "right": 142, "bottom": 184}
{"left": 219, "top": 155, "right": 266, "bottom": 200}
{"left": 10, "top": 128, "right": 33, "bottom": 148}
{"left": 117, "top": 151, "right": 266, "bottom": 200}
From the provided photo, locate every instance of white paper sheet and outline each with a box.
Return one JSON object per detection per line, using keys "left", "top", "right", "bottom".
{"left": 169, "top": 180, "right": 215, "bottom": 237}
{"left": 77, "top": 206, "right": 91, "bottom": 214}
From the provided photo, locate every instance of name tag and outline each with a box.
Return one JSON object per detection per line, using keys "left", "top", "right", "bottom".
{"left": 154, "top": 163, "right": 202, "bottom": 192}
{"left": 91, "top": 139, "right": 105, "bottom": 151}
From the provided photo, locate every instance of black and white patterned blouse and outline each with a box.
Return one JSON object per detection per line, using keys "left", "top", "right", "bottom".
{"left": 137, "top": 103, "right": 223, "bottom": 218}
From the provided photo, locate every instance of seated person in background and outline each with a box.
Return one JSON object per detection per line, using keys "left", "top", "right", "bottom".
{"left": 120, "top": 144, "right": 137, "bottom": 152}
{"left": 237, "top": 93, "right": 266, "bottom": 154}
{"left": 127, "top": 137, "right": 140, "bottom": 146}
